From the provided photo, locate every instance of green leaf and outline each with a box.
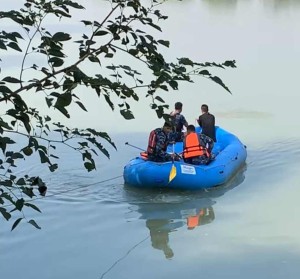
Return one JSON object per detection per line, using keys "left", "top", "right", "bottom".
{"left": 81, "top": 20, "right": 92, "bottom": 25}
{"left": 48, "top": 48, "right": 65, "bottom": 58}
{"left": 0, "top": 119, "right": 13, "bottom": 133}
{"left": 148, "top": 22, "right": 162, "bottom": 32}
{"left": 16, "top": 178, "right": 26, "bottom": 185}
{"left": 45, "top": 97, "right": 53, "bottom": 108}
{"left": 1, "top": 141, "right": 7, "bottom": 153}
{"left": 66, "top": 2, "right": 84, "bottom": 9}
{"left": 0, "top": 208, "right": 11, "bottom": 221}
{"left": 157, "top": 40, "right": 170, "bottom": 47}
{"left": 0, "top": 40, "right": 7, "bottom": 50}
{"left": 2, "top": 76, "right": 21, "bottom": 83}
{"left": 15, "top": 198, "right": 24, "bottom": 211}
{"left": 62, "top": 78, "right": 77, "bottom": 91}
{"left": 75, "top": 101, "right": 88, "bottom": 112}
{"left": 199, "top": 70, "right": 211, "bottom": 76}
{"left": 94, "top": 30, "right": 108, "bottom": 36}
{"left": 49, "top": 57, "right": 64, "bottom": 67}
{"left": 28, "top": 219, "right": 41, "bottom": 229}
{"left": 0, "top": 85, "right": 12, "bottom": 93}
{"left": 50, "top": 154, "right": 59, "bottom": 159}
{"left": 55, "top": 106, "right": 70, "bottom": 118}
{"left": 84, "top": 162, "right": 95, "bottom": 172}
{"left": 155, "top": 96, "right": 165, "bottom": 103}
{"left": 128, "top": 49, "right": 139, "bottom": 56}
{"left": 11, "top": 218, "right": 23, "bottom": 231}
{"left": 53, "top": 92, "right": 72, "bottom": 107}
{"left": 11, "top": 31, "right": 23, "bottom": 39}
{"left": 22, "top": 187, "right": 35, "bottom": 198}
{"left": 169, "top": 80, "right": 178, "bottom": 90}
{"left": 178, "top": 57, "right": 194, "bottom": 66}
{"left": 0, "top": 180, "right": 12, "bottom": 187}
{"left": 49, "top": 163, "right": 58, "bottom": 172}
{"left": 7, "top": 42, "right": 22, "bottom": 52}
{"left": 11, "top": 152, "right": 24, "bottom": 159}
{"left": 1, "top": 136, "right": 15, "bottom": 144}
{"left": 38, "top": 150, "right": 50, "bottom": 164}
{"left": 22, "top": 146, "right": 33, "bottom": 156}
{"left": 100, "top": 45, "right": 108, "bottom": 53}
{"left": 209, "top": 76, "right": 232, "bottom": 94}
{"left": 105, "top": 53, "right": 114, "bottom": 58}
{"left": 159, "top": 85, "right": 168, "bottom": 91}
{"left": 120, "top": 109, "right": 134, "bottom": 120}
{"left": 88, "top": 56, "right": 100, "bottom": 64}
{"left": 25, "top": 203, "right": 42, "bottom": 213}
{"left": 223, "top": 60, "right": 236, "bottom": 68}
{"left": 52, "top": 32, "right": 71, "bottom": 42}
{"left": 86, "top": 39, "right": 95, "bottom": 46}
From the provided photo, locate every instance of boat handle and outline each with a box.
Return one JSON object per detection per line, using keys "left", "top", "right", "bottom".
{"left": 231, "top": 153, "right": 238, "bottom": 161}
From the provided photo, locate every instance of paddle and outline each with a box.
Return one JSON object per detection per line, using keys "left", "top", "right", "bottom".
{"left": 125, "top": 141, "right": 182, "bottom": 157}
{"left": 125, "top": 142, "right": 145, "bottom": 152}
{"left": 169, "top": 143, "right": 177, "bottom": 183}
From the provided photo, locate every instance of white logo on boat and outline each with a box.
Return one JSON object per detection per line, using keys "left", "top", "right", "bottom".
{"left": 180, "top": 165, "right": 196, "bottom": 175}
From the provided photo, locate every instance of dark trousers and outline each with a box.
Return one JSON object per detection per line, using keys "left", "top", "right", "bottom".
{"left": 184, "top": 155, "right": 211, "bottom": 165}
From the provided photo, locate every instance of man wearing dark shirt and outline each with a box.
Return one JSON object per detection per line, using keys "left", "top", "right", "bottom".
{"left": 169, "top": 102, "right": 188, "bottom": 142}
{"left": 197, "top": 104, "right": 216, "bottom": 142}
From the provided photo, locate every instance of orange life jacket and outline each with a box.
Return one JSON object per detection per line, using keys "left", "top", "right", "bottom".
{"left": 183, "top": 132, "right": 209, "bottom": 159}
{"left": 146, "top": 129, "right": 167, "bottom": 154}
{"left": 140, "top": 152, "right": 148, "bottom": 160}
{"left": 147, "top": 130, "right": 157, "bottom": 154}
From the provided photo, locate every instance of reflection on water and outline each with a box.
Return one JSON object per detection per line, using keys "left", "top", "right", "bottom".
{"left": 125, "top": 165, "right": 246, "bottom": 259}
{"left": 145, "top": 206, "right": 215, "bottom": 259}
{"left": 201, "top": 0, "right": 300, "bottom": 10}
{"left": 202, "top": 0, "right": 238, "bottom": 9}
{"left": 262, "top": 0, "right": 300, "bottom": 9}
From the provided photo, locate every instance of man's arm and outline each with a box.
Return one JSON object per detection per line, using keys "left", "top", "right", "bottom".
{"left": 197, "top": 115, "right": 202, "bottom": 127}
{"left": 181, "top": 115, "right": 188, "bottom": 128}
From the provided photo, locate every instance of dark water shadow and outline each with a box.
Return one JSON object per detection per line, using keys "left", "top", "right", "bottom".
{"left": 123, "top": 164, "right": 247, "bottom": 259}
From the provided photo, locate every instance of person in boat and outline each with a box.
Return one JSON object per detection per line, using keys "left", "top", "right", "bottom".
{"left": 183, "top": 125, "right": 214, "bottom": 165}
{"left": 169, "top": 101, "right": 188, "bottom": 142}
{"left": 147, "top": 122, "right": 179, "bottom": 162}
{"left": 197, "top": 104, "right": 216, "bottom": 142}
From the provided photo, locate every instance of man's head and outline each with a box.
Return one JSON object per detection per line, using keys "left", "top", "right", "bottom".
{"left": 163, "top": 121, "right": 173, "bottom": 133}
{"left": 186, "top": 124, "right": 196, "bottom": 135}
{"left": 201, "top": 104, "right": 209, "bottom": 113}
{"left": 175, "top": 102, "right": 183, "bottom": 111}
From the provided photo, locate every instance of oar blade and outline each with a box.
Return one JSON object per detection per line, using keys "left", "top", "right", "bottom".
{"left": 169, "top": 164, "right": 177, "bottom": 183}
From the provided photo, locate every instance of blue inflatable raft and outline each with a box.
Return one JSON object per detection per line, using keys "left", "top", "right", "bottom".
{"left": 123, "top": 127, "right": 247, "bottom": 190}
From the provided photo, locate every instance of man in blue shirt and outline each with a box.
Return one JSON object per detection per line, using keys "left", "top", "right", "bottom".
{"left": 147, "top": 122, "right": 177, "bottom": 162}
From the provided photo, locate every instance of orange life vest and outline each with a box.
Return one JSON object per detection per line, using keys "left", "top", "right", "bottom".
{"left": 147, "top": 130, "right": 157, "bottom": 154}
{"left": 140, "top": 152, "right": 148, "bottom": 160}
{"left": 183, "top": 133, "right": 209, "bottom": 159}
{"left": 146, "top": 129, "right": 167, "bottom": 154}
